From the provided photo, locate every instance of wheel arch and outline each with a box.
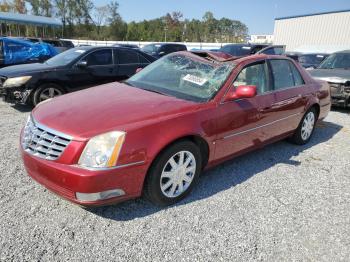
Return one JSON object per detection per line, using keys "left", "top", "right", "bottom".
{"left": 35, "top": 80, "right": 69, "bottom": 93}
{"left": 141, "top": 133, "right": 210, "bottom": 194}
{"left": 151, "top": 134, "right": 210, "bottom": 171}
{"left": 306, "top": 102, "right": 320, "bottom": 119}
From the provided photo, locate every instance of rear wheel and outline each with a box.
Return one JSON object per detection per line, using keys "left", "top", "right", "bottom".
{"left": 290, "top": 107, "right": 317, "bottom": 145}
{"left": 144, "top": 141, "right": 202, "bottom": 206}
{"left": 32, "top": 83, "right": 65, "bottom": 106}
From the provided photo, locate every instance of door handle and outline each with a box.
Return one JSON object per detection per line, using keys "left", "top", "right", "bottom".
{"left": 258, "top": 107, "right": 272, "bottom": 113}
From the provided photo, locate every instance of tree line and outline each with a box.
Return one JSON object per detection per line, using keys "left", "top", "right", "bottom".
{"left": 0, "top": 0, "right": 248, "bottom": 42}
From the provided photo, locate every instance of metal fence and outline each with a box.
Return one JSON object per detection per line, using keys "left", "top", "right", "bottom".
{"left": 62, "top": 39, "right": 233, "bottom": 50}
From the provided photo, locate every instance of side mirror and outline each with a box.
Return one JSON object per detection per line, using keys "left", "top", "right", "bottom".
{"left": 158, "top": 51, "right": 166, "bottom": 56}
{"left": 224, "top": 85, "right": 257, "bottom": 101}
{"left": 77, "top": 60, "right": 87, "bottom": 68}
{"left": 135, "top": 67, "right": 143, "bottom": 73}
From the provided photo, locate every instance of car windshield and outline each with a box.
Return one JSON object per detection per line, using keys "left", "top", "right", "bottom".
{"left": 220, "top": 45, "right": 252, "bottom": 56}
{"left": 126, "top": 54, "right": 234, "bottom": 102}
{"left": 45, "top": 48, "right": 87, "bottom": 66}
{"left": 318, "top": 53, "right": 350, "bottom": 69}
{"left": 141, "top": 44, "right": 160, "bottom": 54}
{"left": 299, "top": 54, "right": 326, "bottom": 64}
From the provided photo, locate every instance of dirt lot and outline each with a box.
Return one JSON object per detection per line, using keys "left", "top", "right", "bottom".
{"left": 0, "top": 101, "right": 349, "bottom": 261}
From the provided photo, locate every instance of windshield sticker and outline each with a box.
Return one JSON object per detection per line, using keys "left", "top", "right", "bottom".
{"left": 242, "top": 46, "right": 252, "bottom": 50}
{"left": 75, "top": 50, "right": 86, "bottom": 53}
{"left": 183, "top": 74, "right": 208, "bottom": 86}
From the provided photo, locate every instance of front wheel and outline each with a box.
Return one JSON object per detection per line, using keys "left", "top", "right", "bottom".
{"left": 32, "top": 83, "right": 65, "bottom": 106}
{"left": 290, "top": 107, "right": 317, "bottom": 145}
{"left": 144, "top": 141, "right": 202, "bottom": 206}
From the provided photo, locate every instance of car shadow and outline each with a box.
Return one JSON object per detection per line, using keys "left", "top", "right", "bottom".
{"left": 86, "top": 120, "right": 342, "bottom": 221}
{"left": 11, "top": 104, "right": 32, "bottom": 113}
{"left": 331, "top": 106, "right": 350, "bottom": 114}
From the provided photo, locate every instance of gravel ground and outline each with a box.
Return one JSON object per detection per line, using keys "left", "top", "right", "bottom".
{"left": 0, "top": 100, "right": 349, "bottom": 262}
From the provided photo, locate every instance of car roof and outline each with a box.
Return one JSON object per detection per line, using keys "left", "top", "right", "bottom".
{"left": 233, "top": 54, "right": 294, "bottom": 64}
{"left": 221, "top": 43, "right": 269, "bottom": 47}
{"left": 335, "top": 50, "right": 350, "bottom": 54}
{"left": 145, "top": 43, "right": 186, "bottom": 47}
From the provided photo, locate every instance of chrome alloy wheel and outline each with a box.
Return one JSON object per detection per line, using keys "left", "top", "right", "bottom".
{"left": 160, "top": 151, "right": 196, "bottom": 198}
{"left": 301, "top": 111, "right": 315, "bottom": 141}
{"left": 39, "top": 87, "right": 62, "bottom": 102}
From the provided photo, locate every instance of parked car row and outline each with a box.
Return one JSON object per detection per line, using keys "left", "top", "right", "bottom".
{"left": 0, "top": 46, "right": 156, "bottom": 105}
{"left": 285, "top": 52, "right": 329, "bottom": 68}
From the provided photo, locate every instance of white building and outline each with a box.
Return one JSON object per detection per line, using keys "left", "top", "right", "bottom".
{"left": 273, "top": 9, "right": 350, "bottom": 53}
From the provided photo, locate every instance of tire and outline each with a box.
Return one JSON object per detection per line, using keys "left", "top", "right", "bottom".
{"left": 144, "top": 140, "right": 202, "bottom": 206}
{"left": 32, "top": 83, "right": 65, "bottom": 106}
{"left": 290, "top": 107, "right": 317, "bottom": 145}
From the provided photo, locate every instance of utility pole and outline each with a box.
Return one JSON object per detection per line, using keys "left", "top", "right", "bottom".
{"left": 164, "top": 26, "right": 168, "bottom": 42}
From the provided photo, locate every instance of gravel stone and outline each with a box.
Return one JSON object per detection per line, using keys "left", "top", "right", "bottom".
{"left": 0, "top": 101, "right": 349, "bottom": 261}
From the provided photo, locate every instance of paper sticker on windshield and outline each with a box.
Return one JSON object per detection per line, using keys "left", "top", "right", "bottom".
{"left": 75, "top": 50, "right": 86, "bottom": 53}
{"left": 183, "top": 74, "right": 207, "bottom": 86}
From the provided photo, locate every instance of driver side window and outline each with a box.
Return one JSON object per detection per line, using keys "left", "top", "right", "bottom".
{"left": 233, "top": 62, "right": 270, "bottom": 94}
{"left": 82, "top": 49, "right": 113, "bottom": 66}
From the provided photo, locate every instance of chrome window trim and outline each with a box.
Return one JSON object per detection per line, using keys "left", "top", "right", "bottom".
{"left": 223, "top": 112, "right": 301, "bottom": 140}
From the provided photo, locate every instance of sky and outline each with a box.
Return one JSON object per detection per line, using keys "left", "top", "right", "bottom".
{"left": 92, "top": 0, "right": 350, "bottom": 34}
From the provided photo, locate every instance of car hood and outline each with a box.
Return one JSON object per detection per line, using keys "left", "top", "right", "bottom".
{"left": 0, "top": 63, "right": 57, "bottom": 77}
{"left": 308, "top": 69, "right": 350, "bottom": 83}
{"left": 32, "top": 82, "right": 198, "bottom": 140}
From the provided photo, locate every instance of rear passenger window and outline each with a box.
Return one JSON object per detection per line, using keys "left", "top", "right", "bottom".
{"left": 289, "top": 62, "right": 304, "bottom": 86}
{"left": 138, "top": 54, "right": 149, "bottom": 64}
{"left": 233, "top": 62, "right": 270, "bottom": 94}
{"left": 270, "top": 60, "right": 294, "bottom": 89}
{"left": 118, "top": 50, "right": 139, "bottom": 64}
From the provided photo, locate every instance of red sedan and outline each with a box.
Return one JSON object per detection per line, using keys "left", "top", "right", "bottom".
{"left": 20, "top": 52, "right": 331, "bottom": 206}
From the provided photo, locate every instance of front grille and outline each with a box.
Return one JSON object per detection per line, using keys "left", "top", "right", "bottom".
{"left": 22, "top": 116, "right": 72, "bottom": 160}
{"left": 329, "top": 82, "right": 343, "bottom": 95}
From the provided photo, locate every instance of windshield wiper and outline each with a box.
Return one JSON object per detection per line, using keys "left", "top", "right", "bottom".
{"left": 123, "top": 81, "right": 135, "bottom": 87}
{"left": 141, "top": 88, "right": 170, "bottom": 97}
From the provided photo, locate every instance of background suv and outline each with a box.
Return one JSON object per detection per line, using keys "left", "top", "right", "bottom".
{"left": 141, "top": 43, "right": 187, "bottom": 58}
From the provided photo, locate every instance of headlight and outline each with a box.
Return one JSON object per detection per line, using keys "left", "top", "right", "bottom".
{"left": 3, "top": 76, "right": 32, "bottom": 88}
{"left": 78, "top": 131, "right": 126, "bottom": 169}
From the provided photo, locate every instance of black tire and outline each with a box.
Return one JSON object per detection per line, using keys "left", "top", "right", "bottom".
{"left": 32, "top": 83, "right": 65, "bottom": 106}
{"left": 144, "top": 140, "right": 202, "bottom": 206}
{"left": 289, "top": 107, "right": 317, "bottom": 145}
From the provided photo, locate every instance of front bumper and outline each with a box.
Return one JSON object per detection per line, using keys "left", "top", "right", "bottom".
{"left": 329, "top": 82, "right": 350, "bottom": 107}
{"left": 0, "top": 86, "right": 31, "bottom": 104}
{"left": 21, "top": 147, "right": 148, "bottom": 206}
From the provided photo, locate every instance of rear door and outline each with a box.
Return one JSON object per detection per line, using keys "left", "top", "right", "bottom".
{"left": 115, "top": 49, "right": 142, "bottom": 80}
{"left": 259, "top": 59, "right": 307, "bottom": 141}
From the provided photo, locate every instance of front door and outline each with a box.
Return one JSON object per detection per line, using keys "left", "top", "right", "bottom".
{"left": 69, "top": 48, "right": 116, "bottom": 91}
{"left": 214, "top": 60, "right": 275, "bottom": 160}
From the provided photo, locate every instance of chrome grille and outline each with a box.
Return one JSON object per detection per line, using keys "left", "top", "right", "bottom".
{"left": 22, "top": 116, "right": 72, "bottom": 160}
